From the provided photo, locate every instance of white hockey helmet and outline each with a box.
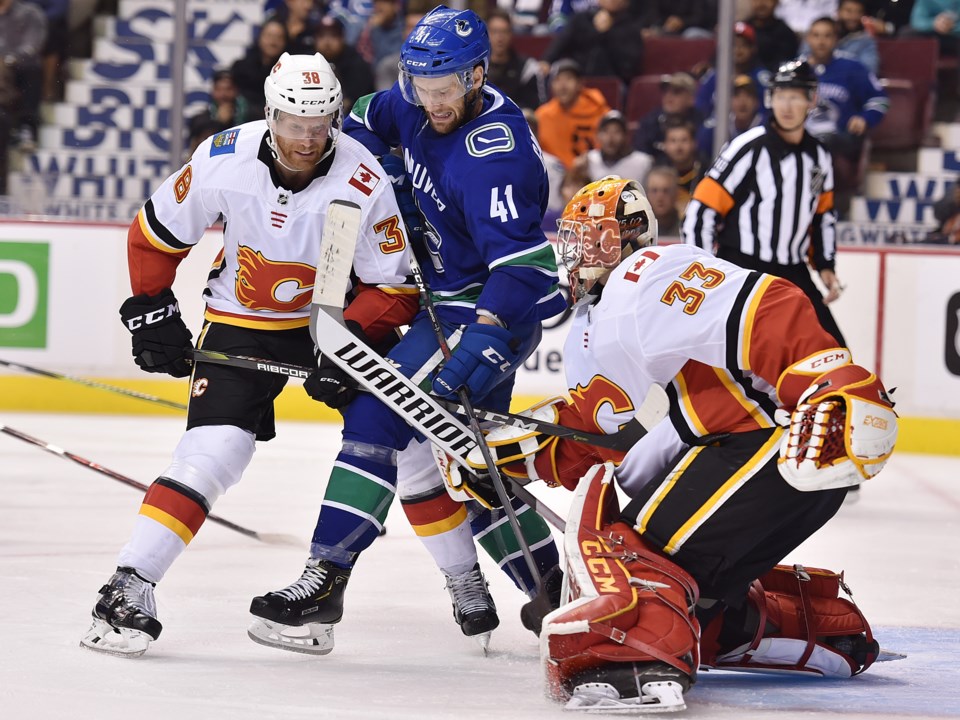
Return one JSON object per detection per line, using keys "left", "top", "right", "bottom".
{"left": 264, "top": 53, "right": 343, "bottom": 164}
{"left": 558, "top": 175, "right": 658, "bottom": 302}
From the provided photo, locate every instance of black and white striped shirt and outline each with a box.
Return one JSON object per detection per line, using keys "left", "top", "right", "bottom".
{"left": 681, "top": 123, "right": 836, "bottom": 270}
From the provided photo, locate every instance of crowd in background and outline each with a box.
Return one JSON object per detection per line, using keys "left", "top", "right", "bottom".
{"left": 7, "top": 0, "right": 960, "bottom": 239}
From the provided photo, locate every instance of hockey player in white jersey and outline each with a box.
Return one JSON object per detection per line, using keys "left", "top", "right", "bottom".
{"left": 454, "top": 176, "right": 899, "bottom": 711}
{"left": 80, "top": 53, "right": 421, "bottom": 658}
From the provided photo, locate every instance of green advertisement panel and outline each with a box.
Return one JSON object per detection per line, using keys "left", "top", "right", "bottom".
{"left": 0, "top": 241, "right": 49, "bottom": 348}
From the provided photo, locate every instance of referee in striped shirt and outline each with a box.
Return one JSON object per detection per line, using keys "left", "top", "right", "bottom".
{"left": 682, "top": 60, "right": 845, "bottom": 346}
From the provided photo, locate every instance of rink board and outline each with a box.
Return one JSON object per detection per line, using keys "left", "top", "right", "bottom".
{"left": 1, "top": 220, "right": 959, "bottom": 453}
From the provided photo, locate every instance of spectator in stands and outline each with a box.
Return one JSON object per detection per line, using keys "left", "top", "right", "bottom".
{"left": 547, "top": 0, "right": 600, "bottom": 32}
{"left": 542, "top": 0, "right": 646, "bottom": 83}
{"left": 804, "top": 16, "right": 888, "bottom": 217}
{"left": 645, "top": 166, "right": 682, "bottom": 235}
{"left": 328, "top": 0, "right": 375, "bottom": 45}
{"left": 487, "top": 8, "right": 547, "bottom": 111}
{"left": 658, "top": 118, "right": 705, "bottom": 212}
{"left": 535, "top": 59, "right": 611, "bottom": 169}
{"left": 800, "top": 0, "right": 880, "bottom": 72}
{"left": 356, "top": 0, "right": 405, "bottom": 85}
{"left": 573, "top": 110, "right": 654, "bottom": 184}
{"left": 0, "top": 62, "right": 12, "bottom": 192}
{"left": 523, "top": 109, "right": 567, "bottom": 215}
{"left": 863, "top": 0, "right": 916, "bottom": 35}
{"left": 836, "top": 0, "right": 881, "bottom": 72}
{"left": 31, "top": 0, "right": 68, "bottom": 102}
{"left": 908, "top": 0, "right": 960, "bottom": 59}
{"left": 776, "top": 0, "right": 839, "bottom": 33}
{"left": 929, "top": 180, "right": 960, "bottom": 243}
{"left": 643, "top": 1, "right": 718, "bottom": 38}
{"left": 315, "top": 15, "right": 374, "bottom": 114}
{"left": 0, "top": 0, "right": 46, "bottom": 152}
{"left": 747, "top": 0, "right": 801, "bottom": 71}
{"left": 696, "top": 22, "right": 770, "bottom": 120}
{"left": 188, "top": 70, "right": 252, "bottom": 153}
{"left": 231, "top": 18, "right": 287, "bottom": 119}
{"left": 697, "top": 74, "right": 764, "bottom": 159}
{"left": 267, "top": 0, "right": 322, "bottom": 55}
{"left": 633, "top": 72, "right": 703, "bottom": 163}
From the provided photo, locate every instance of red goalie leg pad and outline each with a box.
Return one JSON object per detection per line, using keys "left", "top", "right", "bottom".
{"left": 541, "top": 463, "right": 700, "bottom": 701}
{"left": 702, "top": 564, "right": 878, "bottom": 677}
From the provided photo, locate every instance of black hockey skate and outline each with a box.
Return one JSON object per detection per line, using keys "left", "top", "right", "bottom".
{"left": 247, "top": 558, "right": 351, "bottom": 655}
{"left": 79, "top": 566, "right": 162, "bottom": 658}
{"left": 565, "top": 661, "right": 692, "bottom": 713}
{"left": 444, "top": 562, "right": 499, "bottom": 652}
{"left": 520, "top": 563, "right": 563, "bottom": 636}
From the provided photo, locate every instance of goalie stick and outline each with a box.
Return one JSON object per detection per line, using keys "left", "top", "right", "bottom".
{"left": 306, "top": 201, "right": 567, "bottom": 529}
{"left": 0, "top": 423, "right": 296, "bottom": 545}
{"left": 188, "top": 348, "right": 668, "bottom": 451}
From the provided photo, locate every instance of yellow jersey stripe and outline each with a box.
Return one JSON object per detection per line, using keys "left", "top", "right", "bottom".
{"left": 411, "top": 505, "right": 469, "bottom": 537}
{"left": 664, "top": 429, "right": 783, "bottom": 554}
{"left": 635, "top": 445, "right": 706, "bottom": 535}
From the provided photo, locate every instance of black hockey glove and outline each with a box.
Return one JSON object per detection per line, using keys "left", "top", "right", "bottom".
{"left": 304, "top": 354, "right": 359, "bottom": 409}
{"left": 303, "top": 320, "right": 369, "bottom": 409}
{"left": 119, "top": 288, "right": 193, "bottom": 378}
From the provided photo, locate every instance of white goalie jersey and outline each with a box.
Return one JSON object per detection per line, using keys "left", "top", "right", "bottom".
{"left": 128, "top": 121, "right": 415, "bottom": 330}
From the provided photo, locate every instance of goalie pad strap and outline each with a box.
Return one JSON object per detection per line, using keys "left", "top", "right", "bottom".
{"left": 587, "top": 620, "right": 696, "bottom": 676}
{"left": 703, "top": 564, "right": 877, "bottom": 677}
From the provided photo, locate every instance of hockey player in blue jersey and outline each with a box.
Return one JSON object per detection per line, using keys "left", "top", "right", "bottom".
{"left": 247, "top": 6, "right": 568, "bottom": 655}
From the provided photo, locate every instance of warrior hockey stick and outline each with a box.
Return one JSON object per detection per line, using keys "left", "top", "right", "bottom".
{"left": 0, "top": 422, "right": 297, "bottom": 545}
{"left": 188, "top": 348, "right": 664, "bottom": 451}
{"left": 0, "top": 357, "right": 189, "bottom": 411}
{"left": 407, "top": 253, "right": 543, "bottom": 589}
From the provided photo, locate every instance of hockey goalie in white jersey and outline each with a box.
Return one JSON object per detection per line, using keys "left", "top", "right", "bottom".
{"left": 456, "top": 176, "right": 899, "bottom": 712}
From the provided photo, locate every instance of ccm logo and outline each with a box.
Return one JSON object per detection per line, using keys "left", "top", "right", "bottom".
{"left": 126, "top": 302, "right": 179, "bottom": 330}
{"left": 810, "top": 351, "right": 847, "bottom": 368}
{"left": 580, "top": 540, "right": 620, "bottom": 594}
{"left": 481, "top": 346, "right": 510, "bottom": 371}
{"left": 863, "top": 415, "right": 889, "bottom": 430}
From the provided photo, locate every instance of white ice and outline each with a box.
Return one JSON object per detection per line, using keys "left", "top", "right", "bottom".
{"left": 1, "top": 413, "right": 958, "bottom": 720}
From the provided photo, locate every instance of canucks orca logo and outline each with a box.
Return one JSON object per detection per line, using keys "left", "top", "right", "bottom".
{"left": 454, "top": 19, "right": 472, "bottom": 37}
{"left": 466, "top": 123, "right": 515, "bottom": 158}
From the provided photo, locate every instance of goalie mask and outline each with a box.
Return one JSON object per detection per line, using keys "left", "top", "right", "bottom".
{"left": 263, "top": 52, "right": 343, "bottom": 171}
{"left": 557, "top": 176, "right": 658, "bottom": 302}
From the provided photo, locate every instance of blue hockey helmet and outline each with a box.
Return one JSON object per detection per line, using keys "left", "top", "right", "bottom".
{"left": 398, "top": 5, "right": 490, "bottom": 106}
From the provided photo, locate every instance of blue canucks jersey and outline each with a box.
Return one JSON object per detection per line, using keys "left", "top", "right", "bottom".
{"left": 345, "top": 84, "right": 565, "bottom": 327}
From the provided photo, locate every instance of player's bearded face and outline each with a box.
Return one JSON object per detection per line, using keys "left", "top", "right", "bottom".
{"left": 413, "top": 72, "right": 475, "bottom": 135}
{"left": 271, "top": 111, "right": 333, "bottom": 171}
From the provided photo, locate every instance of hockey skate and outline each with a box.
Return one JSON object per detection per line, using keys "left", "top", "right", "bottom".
{"left": 79, "top": 566, "right": 162, "bottom": 658}
{"left": 247, "top": 558, "right": 351, "bottom": 655}
{"left": 444, "top": 562, "right": 499, "bottom": 653}
{"left": 564, "top": 662, "right": 690, "bottom": 714}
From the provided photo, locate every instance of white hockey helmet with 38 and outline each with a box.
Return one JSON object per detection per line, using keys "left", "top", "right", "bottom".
{"left": 263, "top": 53, "right": 343, "bottom": 164}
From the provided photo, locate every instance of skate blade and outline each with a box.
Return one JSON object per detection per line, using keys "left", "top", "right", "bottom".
{"left": 565, "top": 681, "right": 686, "bottom": 714}
{"left": 474, "top": 631, "right": 491, "bottom": 655}
{"left": 877, "top": 648, "right": 907, "bottom": 662}
{"left": 79, "top": 618, "right": 151, "bottom": 658}
{"left": 247, "top": 617, "right": 335, "bottom": 656}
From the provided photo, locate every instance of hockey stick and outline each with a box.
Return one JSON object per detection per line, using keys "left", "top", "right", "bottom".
{"left": 407, "top": 254, "right": 543, "bottom": 588}
{"left": 0, "top": 423, "right": 298, "bottom": 545}
{"left": 188, "top": 348, "right": 662, "bottom": 451}
{"left": 0, "top": 357, "right": 189, "bottom": 411}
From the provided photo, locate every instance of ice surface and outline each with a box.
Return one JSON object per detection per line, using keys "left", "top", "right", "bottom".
{"left": 1, "top": 413, "right": 958, "bottom": 719}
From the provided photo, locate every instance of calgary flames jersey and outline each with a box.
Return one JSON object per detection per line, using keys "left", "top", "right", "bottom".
{"left": 560, "top": 243, "right": 839, "bottom": 493}
{"left": 127, "top": 121, "right": 417, "bottom": 337}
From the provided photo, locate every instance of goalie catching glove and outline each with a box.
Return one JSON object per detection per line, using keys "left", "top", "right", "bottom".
{"left": 119, "top": 288, "right": 193, "bottom": 378}
{"left": 776, "top": 364, "right": 897, "bottom": 492}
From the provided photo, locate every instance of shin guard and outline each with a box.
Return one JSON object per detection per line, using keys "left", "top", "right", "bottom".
{"left": 541, "top": 463, "right": 700, "bottom": 703}
{"left": 701, "top": 564, "right": 878, "bottom": 677}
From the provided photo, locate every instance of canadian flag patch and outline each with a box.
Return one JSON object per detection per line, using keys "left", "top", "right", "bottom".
{"left": 349, "top": 163, "right": 380, "bottom": 196}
